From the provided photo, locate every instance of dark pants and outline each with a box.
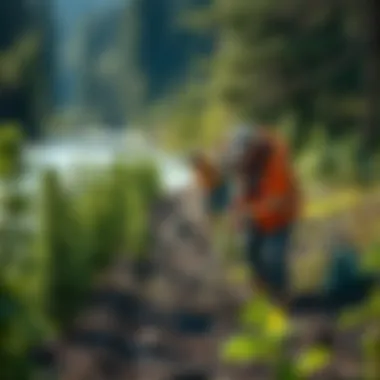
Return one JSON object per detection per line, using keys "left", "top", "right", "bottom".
{"left": 245, "top": 223, "right": 293, "bottom": 297}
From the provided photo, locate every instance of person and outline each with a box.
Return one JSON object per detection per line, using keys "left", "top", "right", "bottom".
{"left": 224, "top": 123, "right": 301, "bottom": 303}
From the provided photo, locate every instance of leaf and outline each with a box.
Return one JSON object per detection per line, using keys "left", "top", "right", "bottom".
{"left": 239, "top": 296, "right": 272, "bottom": 327}
{"left": 296, "top": 346, "right": 331, "bottom": 376}
{"left": 265, "top": 307, "right": 289, "bottom": 338}
{"left": 221, "top": 335, "right": 257, "bottom": 363}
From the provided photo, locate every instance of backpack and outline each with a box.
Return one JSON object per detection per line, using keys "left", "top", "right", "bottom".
{"left": 241, "top": 139, "right": 274, "bottom": 199}
{"left": 323, "top": 241, "right": 360, "bottom": 293}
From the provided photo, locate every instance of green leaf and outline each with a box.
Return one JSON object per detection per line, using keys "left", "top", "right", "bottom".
{"left": 239, "top": 295, "right": 272, "bottom": 328}
{"left": 296, "top": 346, "right": 331, "bottom": 376}
{"left": 221, "top": 335, "right": 257, "bottom": 363}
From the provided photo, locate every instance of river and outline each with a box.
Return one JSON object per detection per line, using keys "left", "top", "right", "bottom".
{"left": 21, "top": 130, "right": 194, "bottom": 195}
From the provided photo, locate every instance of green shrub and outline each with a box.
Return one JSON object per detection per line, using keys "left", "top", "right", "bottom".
{"left": 0, "top": 123, "right": 23, "bottom": 179}
{"left": 0, "top": 156, "right": 162, "bottom": 378}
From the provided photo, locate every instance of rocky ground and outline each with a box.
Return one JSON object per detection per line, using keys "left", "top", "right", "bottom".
{"left": 38, "top": 188, "right": 380, "bottom": 380}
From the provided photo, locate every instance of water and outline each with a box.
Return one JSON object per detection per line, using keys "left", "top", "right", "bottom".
{"left": 21, "top": 130, "right": 194, "bottom": 194}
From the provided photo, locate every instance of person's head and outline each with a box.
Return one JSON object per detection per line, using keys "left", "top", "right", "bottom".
{"left": 221, "top": 123, "right": 265, "bottom": 174}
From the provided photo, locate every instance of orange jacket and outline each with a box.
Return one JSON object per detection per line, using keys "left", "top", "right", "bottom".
{"left": 236, "top": 134, "right": 300, "bottom": 232}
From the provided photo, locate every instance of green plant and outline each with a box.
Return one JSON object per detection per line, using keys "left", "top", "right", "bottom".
{"left": 0, "top": 123, "right": 23, "bottom": 180}
{"left": 295, "top": 345, "right": 332, "bottom": 378}
{"left": 222, "top": 294, "right": 291, "bottom": 367}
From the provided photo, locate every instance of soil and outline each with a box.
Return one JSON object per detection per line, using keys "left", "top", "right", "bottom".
{"left": 50, "top": 188, "right": 380, "bottom": 380}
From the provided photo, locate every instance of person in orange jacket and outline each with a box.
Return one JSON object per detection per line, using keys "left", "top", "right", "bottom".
{"left": 225, "top": 124, "right": 301, "bottom": 301}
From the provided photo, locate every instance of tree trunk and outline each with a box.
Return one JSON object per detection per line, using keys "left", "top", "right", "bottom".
{"left": 358, "top": 0, "right": 380, "bottom": 183}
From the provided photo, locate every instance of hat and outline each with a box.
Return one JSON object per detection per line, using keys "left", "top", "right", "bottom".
{"left": 222, "top": 123, "right": 260, "bottom": 169}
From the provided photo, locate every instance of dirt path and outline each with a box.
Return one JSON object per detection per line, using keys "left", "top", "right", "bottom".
{"left": 42, "top": 188, "right": 380, "bottom": 380}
